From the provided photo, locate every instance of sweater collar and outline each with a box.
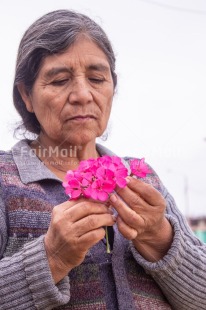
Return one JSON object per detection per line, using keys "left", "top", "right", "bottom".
{"left": 12, "top": 139, "right": 129, "bottom": 184}
{"left": 12, "top": 139, "right": 59, "bottom": 184}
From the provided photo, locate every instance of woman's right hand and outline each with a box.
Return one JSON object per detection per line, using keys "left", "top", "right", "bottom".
{"left": 44, "top": 199, "right": 115, "bottom": 283}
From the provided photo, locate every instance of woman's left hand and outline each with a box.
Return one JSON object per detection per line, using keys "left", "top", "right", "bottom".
{"left": 109, "top": 176, "right": 173, "bottom": 262}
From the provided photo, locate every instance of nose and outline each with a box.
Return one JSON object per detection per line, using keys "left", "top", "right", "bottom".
{"left": 68, "top": 78, "right": 93, "bottom": 105}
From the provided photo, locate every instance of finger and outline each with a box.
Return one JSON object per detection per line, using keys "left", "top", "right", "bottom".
{"left": 63, "top": 201, "right": 112, "bottom": 223}
{"left": 116, "top": 216, "right": 137, "bottom": 240}
{"left": 54, "top": 197, "right": 105, "bottom": 212}
{"left": 53, "top": 200, "right": 111, "bottom": 223}
{"left": 52, "top": 199, "right": 81, "bottom": 213}
{"left": 74, "top": 213, "right": 116, "bottom": 237}
{"left": 121, "top": 176, "right": 164, "bottom": 206}
{"left": 114, "top": 185, "right": 147, "bottom": 210}
{"left": 109, "top": 194, "right": 144, "bottom": 229}
{"left": 78, "top": 227, "right": 106, "bottom": 250}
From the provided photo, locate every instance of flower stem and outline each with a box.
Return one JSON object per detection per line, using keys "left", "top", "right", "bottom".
{"left": 105, "top": 226, "right": 111, "bottom": 254}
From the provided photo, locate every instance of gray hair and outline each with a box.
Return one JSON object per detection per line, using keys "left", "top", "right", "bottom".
{"left": 13, "top": 9, "right": 117, "bottom": 135}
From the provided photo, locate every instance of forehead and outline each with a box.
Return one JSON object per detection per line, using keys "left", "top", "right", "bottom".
{"left": 40, "top": 38, "right": 110, "bottom": 73}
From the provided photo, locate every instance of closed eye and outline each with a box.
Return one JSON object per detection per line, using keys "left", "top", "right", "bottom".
{"left": 89, "top": 78, "right": 105, "bottom": 84}
{"left": 51, "top": 79, "right": 69, "bottom": 86}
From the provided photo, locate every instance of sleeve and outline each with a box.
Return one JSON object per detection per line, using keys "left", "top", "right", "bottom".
{"left": 130, "top": 184, "right": 206, "bottom": 310}
{"left": 0, "top": 186, "right": 70, "bottom": 310}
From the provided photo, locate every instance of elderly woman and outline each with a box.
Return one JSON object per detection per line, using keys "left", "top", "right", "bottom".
{"left": 0, "top": 9, "right": 205, "bottom": 310}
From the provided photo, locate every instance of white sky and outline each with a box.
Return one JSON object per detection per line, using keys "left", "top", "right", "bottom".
{"left": 0, "top": 0, "right": 206, "bottom": 217}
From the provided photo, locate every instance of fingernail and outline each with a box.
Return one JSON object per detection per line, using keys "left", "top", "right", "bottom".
{"left": 112, "top": 214, "right": 117, "bottom": 221}
{"left": 126, "top": 176, "right": 131, "bottom": 183}
{"left": 110, "top": 194, "right": 117, "bottom": 203}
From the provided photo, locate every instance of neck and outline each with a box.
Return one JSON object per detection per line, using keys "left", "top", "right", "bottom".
{"left": 31, "top": 136, "right": 99, "bottom": 180}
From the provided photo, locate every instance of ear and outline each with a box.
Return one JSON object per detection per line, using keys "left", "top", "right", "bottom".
{"left": 17, "top": 83, "right": 34, "bottom": 113}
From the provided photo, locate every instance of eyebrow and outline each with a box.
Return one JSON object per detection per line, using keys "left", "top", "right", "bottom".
{"left": 87, "top": 64, "right": 110, "bottom": 72}
{"left": 44, "top": 63, "right": 110, "bottom": 79}
{"left": 44, "top": 67, "right": 72, "bottom": 79}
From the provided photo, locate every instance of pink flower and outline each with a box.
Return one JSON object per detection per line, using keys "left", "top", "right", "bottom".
{"left": 62, "top": 170, "right": 83, "bottom": 199}
{"left": 97, "top": 156, "right": 128, "bottom": 188}
{"left": 63, "top": 156, "right": 151, "bottom": 202}
{"left": 130, "top": 158, "right": 152, "bottom": 178}
{"left": 63, "top": 155, "right": 128, "bottom": 202}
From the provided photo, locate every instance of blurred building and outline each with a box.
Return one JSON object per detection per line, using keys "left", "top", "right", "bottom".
{"left": 188, "top": 217, "right": 206, "bottom": 243}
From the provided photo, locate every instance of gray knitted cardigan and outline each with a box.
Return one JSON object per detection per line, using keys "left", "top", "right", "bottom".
{"left": 0, "top": 140, "right": 206, "bottom": 310}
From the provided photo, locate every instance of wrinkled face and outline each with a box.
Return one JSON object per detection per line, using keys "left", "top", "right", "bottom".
{"left": 21, "top": 38, "right": 114, "bottom": 146}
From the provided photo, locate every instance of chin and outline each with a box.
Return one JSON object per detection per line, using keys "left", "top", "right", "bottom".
{"left": 62, "top": 132, "right": 97, "bottom": 147}
{"left": 58, "top": 124, "right": 105, "bottom": 146}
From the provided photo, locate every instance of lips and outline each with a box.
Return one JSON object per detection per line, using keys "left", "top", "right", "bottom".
{"left": 67, "top": 114, "right": 97, "bottom": 124}
{"left": 68, "top": 114, "right": 96, "bottom": 121}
